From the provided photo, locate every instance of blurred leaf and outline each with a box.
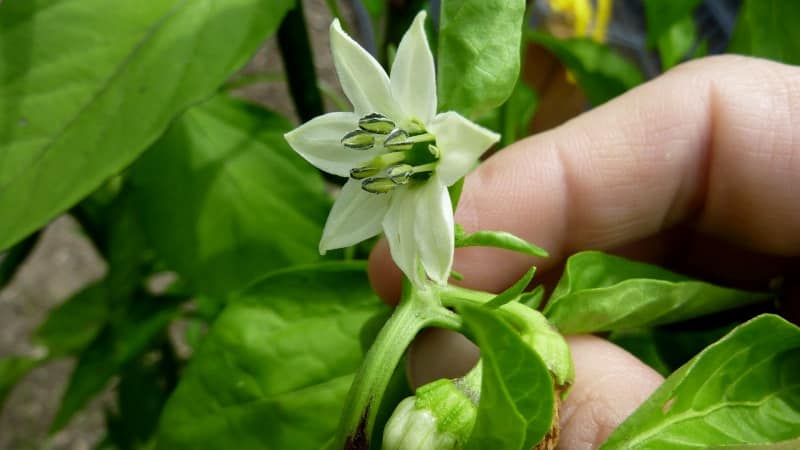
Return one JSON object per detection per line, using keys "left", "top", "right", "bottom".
{"left": 0, "top": 231, "right": 39, "bottom": 288}
{"left": 461, "top": 305, "right": 555, "bottom": 450}
{"left": 438, "top": 0, "right": 526, "bottom": 117}
{"left": 156, "top": 263, "right": 389, "bottom": 450}
{"left": 131, "top": 96, "right": 330, "bottom": 299}
{"left": 544, "top": 251, "right": 770, "bottom": 334}
{"left": 643, "top": 0, "right": 702, "bottom": 47}
{"left": 0, "top": 355, "right": 41, "bottom": 409}
{"left": 601, "top": 315, "right": 800, "bottom": 449}
{"left": 729, "top": 0, "right": 800, "bottom": 65}
{"left": 51, "top": 296, "right": 181, "bottom": 432}
{"left": 657, "top": 15, "right": 697, "bottom": 70}
{"left": 527, "top": 32, "right": 644, "bottom": 106}
{"left": 34, "top": 281, "right": 109, "bottom": 357}
{"left": 0, "top": 0, "right": 294, "bottom": 251}
{"left": 500, "top": 80, "right": 538, "bottom": 147}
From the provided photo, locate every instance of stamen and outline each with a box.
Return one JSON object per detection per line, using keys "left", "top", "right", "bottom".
{"left": 369, "top": 151, "right": 407, "bottom": 168}
{"left": 350, "top": 166, "right": 379, "bottom": 180}
{"left": 387, "top": 164, "right": 414, "bottom": 185}
{"left": 411, "top": 162, "right": 437, "bottom": 174}
{"left": 358, "top": 113, "right": 395, "bottom": 134}
{"left": 362, "top": 177, "right": 397, "bottom": 194}
{"left": 428, "top": 144, "right": 441, "bottom": 159}
{"left": 405, "top": 132, "right": 436, "bottom": 143}
{"left": 341, "top": 129, "right": 375, "bottom": 150}
{"left": 383, "top": 129, "right": 412, "bottom": 151}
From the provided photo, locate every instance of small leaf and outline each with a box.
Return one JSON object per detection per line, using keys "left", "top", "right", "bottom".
{"left": 601, "top": 315, "right": 800, "bottom": 449}
{"left": 519, "top": 285, "right": 545, "bottom": 310}
{"left": 155, "top": 263, "right": 389, "bottom": 450}
{"left": 460, "top": 305, "right": 555, "bottom": 450}
{"left": 34, "top": 281, "right": 109, "bottom": 357}
{"left": 657, "top": 15, "right": 697, "bottom": 70}
{"left": 131, "top": 96, "right": 330, "bottom": 299}
{"left": 455, "top": 225, "right": 549, "bottom": 257}
{"left": 486, "top": 266, "right": 536, "bottom": 308}
{"left": 729, "top": 0, "right": 800, "bottom": 65}
{"left": 527, "top": 32, "right": 645, "bottom": 106}
{"left": 0, "top": 356, "right": 42, "bottom": 409}
{"left": 438, "top": 0, "right": 526, "bottom": 117}
{"left": 544, "top": 251, "right": 770, "bottom": 334}
{"left": 449, "top": 177, "right": 465, "bottom": 212}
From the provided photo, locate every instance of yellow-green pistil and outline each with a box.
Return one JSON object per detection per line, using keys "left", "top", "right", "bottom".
{"left": 341, "top": 113, "right": 440, "bottom": 194}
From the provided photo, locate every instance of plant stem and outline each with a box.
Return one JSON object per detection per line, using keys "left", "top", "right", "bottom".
{"left": 277, "top": 1, "right": 325, "bottom": 122}
{"left": 333, "top": 285, "right": 459, "bottom": 449}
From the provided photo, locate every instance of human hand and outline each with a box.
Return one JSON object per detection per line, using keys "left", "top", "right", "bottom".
{"left": 368, "top": 55, "right": 800, "bottom": 449}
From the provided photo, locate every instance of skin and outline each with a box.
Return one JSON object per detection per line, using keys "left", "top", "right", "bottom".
{"left": 368, "top": 55, "right": 800, "bottom": 449}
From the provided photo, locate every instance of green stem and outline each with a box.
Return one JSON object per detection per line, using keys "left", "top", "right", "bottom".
{"left": 277, "top": 2, "right": 324, "bottom": 122}
{"left": 333, "top": 285, "right": 459, "bottom": 449}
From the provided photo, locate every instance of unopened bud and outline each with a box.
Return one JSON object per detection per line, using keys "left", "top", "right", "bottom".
{"left": 359, "top": 113, "right": 396, "bottom": 134}
{"left": 342, "top": 129, "right": 375, "bottom": 150}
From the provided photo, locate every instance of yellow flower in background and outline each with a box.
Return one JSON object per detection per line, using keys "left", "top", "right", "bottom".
{"left": 547, "top": 0, "right": 612, "bottom": 42}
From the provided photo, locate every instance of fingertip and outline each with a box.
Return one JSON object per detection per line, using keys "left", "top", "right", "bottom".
{"left": 367, "top": 238, "right": 403, "bottom": 305}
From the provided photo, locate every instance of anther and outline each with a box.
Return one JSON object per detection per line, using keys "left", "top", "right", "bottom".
{"left": 383, "top": 129, "right": 412, "bottom": 150}
{"left": 387, "top": 164, "right": 413, "bottom": 185}
{"left": 428, "top": 144, "right": 441, "bottom": 159}
{"left": 358, "top": 113, "right": 395, "bottom": 134}
{"left": 362, "top": 177, "right": 397, "bottom": 194}
{"left": 341, "top": 130, "right": 375, "bottom": 150}
{"left": 350, "top": 166, "right": 379, "bottom": 179}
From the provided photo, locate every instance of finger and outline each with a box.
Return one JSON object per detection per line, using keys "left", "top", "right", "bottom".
{"left": 403, "top": 331, "right": 664, "bottom": 449}
{"left": 370, "top": 55, "right": 800, "bottom": 300}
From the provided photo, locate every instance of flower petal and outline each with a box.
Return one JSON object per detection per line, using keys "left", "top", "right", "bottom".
{"left": 383, "top": 188, "right": 423, "bottom": 287}
{"left": 413, "top": 175, "right": 454, "bottom": 285}
{"left": 319, "top": 179, "right": 390, "bottom": 253}
{"left": 390, "top": 11, "right": 437, "bottom": 124}
{"left": 284, "top": 111, "right": 380, "bottom": 177}
{"left": 428, "top": 111, "right": 501, "bottom": 186}
{"left": 330, "top": 19, "right": 401, "bottom": 118}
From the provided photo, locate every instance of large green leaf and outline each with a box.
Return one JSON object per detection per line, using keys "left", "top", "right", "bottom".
{"left": 131, "top": 96, "right": 330, "bottom": 299}
{"left": 155, "top": 263, "right": 389, "bottom": 450}
{"left": 51, "top": 296, "right": 181, "bottom": 432}
{"left": 729, "top": 0, "right": 800, "bottom": 65}
{"left": 461, "top": 305, "right": 555, "bottom": 450}
{"left": 0, "top": 0, "right": 294, "bottom": 251}
{"left": 544, "top": 251, "right": 770, "bottom": 334}
{"left": 527, "top": 32, "right": 644, "bottom": 106}
{"left": 438, "top": 0, "right": 526, "bottom": 117}
{"left": 601, "top": 314, "right": 800, "bottom": 449}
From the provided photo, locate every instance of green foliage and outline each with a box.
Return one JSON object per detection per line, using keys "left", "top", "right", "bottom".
{"left": 455, "top": 224, "right": 549, "bottom": 257}
{"left": 657, "top": 15, "right": 697, "bottom": 69}
{"left": 34, "top": 281, "right": 109, "bottom": 357}
{"left": 438, "top": 0, "right": 526, "bottom": 117}
{"left": 486, "top": 266, "right": 537, "bottom": 308}
{"left": 130, "top": 96, "right": 330, "bottom": 299}
{"left": 642, "top": 0, "right": 702, "bottom": 46}
{"left": 460, "top": 305, "right": 555, "bottom": 450}
{"left": 729, "top": 0, "right": 800, "bottom": 65}
{"left": 602, "top": 315, "right": 800, "bottom": 449}
{"left": 155, "top": 263, "right": 388, "bottom": 450}
{"left": 0, "top": 356, "right": 41, "bottom": 408}
{"left": 0, "top": 0, "right": 294, "bottom": 252}
{"left": 527, "top": 31, "right": 644, "bottom": 106}
{"left": 544, "top": 251, "right": 771, "bottom": 334}
{"left": 500, "top": 80, "right": 539, "bottom": 147}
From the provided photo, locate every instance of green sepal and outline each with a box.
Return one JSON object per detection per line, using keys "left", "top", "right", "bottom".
{"left": 454, "top": 224, "right": 548, "bottom": 257}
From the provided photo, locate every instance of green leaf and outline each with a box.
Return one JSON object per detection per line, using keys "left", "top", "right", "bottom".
{"left": 0, "top": 355, "right": 42, "bottom": 409}
{"left": 34, "top": 281, "right": 109, "bottom": 357}
{"left": 729, "top": 0, "right": 800, "bottom": 65}
{"left": 0, "top": 0, "right": 295, "bottom": 252}
{"left": 455, "top": 224, "right": 549, "bottom": 257}
{"left": 519, "top": 285, "right": 545, "bottom": 310}
{"left": 544, "top": 251, "right": 770, "bottom": 334}
{"left": 51, "top": 296, "right": 181, "bottom": 432}
{"left": 438, "top": 0, "right": 526, "bottom": 117}
{"left": 461, "top": 305, "right": 555, "bottom": 450}
{"left": 131, "top": 96, "right": 330, "bottom": 299}
{"left": 642, "top": 0, "right": 702, "bottom": 47}
{"left": 500, "top": 80, "right": 538, "bottom": 148}
{"left": 486, "top": 266, "right": 536, "bottom": 308}
{"left": 601, "top": 314, "right": 800, "bottom": 449}
{"left": 155, "top": 263, "right": 389, "bottom": 450}
{"left": 657, "top": 15, "right": 697, "bottom": 70}
{"left": 527, "top": 31, "right": 645, "bottom": 106}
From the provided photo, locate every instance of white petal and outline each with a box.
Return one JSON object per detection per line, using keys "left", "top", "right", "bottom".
{"left": 383, "top": 188, "right": 423, "bottom": 287}
{"left": 428, "top": 111, "right": 501, "bottom": 186}
{"left": 330, "top": 20, "right": 401, "bottom": 118}
{"left": 284, "top": 112, "right": 380, "bottom": 177}
{"left": 319, "top": 179, "right": 390, "bottom": 253}
{"left": 413, "top": 176, "right": 454, "bottom": 285}
{"left": 390, "top": 11, "right": 436, "bottom": 124}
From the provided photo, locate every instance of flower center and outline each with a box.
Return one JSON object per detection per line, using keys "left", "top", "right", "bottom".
{"left": 340, "top": 113, "right": 440, "bottom": 194}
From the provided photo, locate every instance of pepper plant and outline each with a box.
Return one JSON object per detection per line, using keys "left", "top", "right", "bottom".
{"left": 0, "top": 1, "right": 798, "bottom": 449}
